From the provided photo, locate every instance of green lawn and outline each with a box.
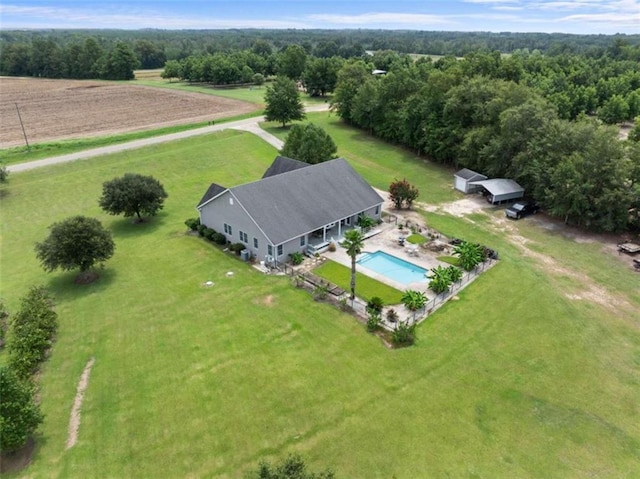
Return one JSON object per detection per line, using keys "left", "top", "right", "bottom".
{"left": 262, "top": 112, "right": 459, "bottom": 205}
{"left": 0, "top": 111, "right": 263, "bottom": 166}
{"left": 1, "top": 124, "right": 639, "bottom": 478}
{"left": 133, "top": 77, "right": 329, "bottom": 107}
{"left": 313, "top": 260, "right": 403, "bottom": 304}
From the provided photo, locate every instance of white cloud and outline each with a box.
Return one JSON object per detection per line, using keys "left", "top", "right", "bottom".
{"left": 464, "top": 0, "right": 520, "bottom": 4}
{"left": 0, "top": 4, "right": 306, "bottom": 29}
{"left": 306, "top": 12, "right": 453, "bottom": 26}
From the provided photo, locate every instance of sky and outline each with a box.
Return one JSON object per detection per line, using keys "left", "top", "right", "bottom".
{"left": 0, "top": 1, "right": 639, "bottom": 35}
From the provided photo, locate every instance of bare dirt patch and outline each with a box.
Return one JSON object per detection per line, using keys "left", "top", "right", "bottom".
{"left": 0, "top": 77, "right": 258, "bottom": 148}
{"left": 0, "top": 437, "right": 35, "bottom": 474}
{"left": 66, "top": 357, "right": 95, "bottom": 450}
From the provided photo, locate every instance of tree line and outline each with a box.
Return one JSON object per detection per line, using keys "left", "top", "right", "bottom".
{"left": 2, "top": 29, "right": 639, "bottom": 63}
{"left": 330, "top": 57, "right": 640, "bottom": 232}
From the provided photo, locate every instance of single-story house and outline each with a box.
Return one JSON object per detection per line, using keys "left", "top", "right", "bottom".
{"left": 469, "top": 178, "right": 525, "bottom": 204}
{"left": 197, "top": 156, "right": 384, "bottom": 264}
{"left": 454, "top": 168, "right": 488, "bottom": 193}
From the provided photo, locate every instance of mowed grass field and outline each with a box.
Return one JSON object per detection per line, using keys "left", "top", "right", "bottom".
{"left": 1, "top": 122, "right": 639, "bottom": 477}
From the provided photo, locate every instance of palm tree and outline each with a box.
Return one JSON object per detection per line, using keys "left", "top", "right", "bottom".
{"left": 342, "top": 229, "right": 365, "bottom": 300}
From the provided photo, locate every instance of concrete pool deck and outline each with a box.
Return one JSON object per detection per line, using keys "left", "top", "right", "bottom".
{"left": 321, "top": 221, "right": 453, "bottom": 295}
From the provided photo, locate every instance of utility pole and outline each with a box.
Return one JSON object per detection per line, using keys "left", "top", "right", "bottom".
{"left": 15, "top": 102, "right": 30, "bottom": 151}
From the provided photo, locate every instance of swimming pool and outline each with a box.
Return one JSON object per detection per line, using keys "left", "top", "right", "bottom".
{"left": 357, "top": 250, "right": 428, "bottom": 285}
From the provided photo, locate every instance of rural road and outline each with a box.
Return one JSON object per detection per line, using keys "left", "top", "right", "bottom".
{"left": 7, "top": 103, "right": 331, "bottom": 173}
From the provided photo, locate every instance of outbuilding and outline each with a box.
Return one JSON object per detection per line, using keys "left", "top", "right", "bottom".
{"left": 469, "top": 178, "right": 525, "bottom": 204}
{"left": 454, "top": 168, "right": 488, "bottom": 193}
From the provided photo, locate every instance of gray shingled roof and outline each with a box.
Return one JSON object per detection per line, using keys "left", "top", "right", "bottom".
{"left": 261, "top": 156, "right": 310, "bottom": 179}
{"left": 231, "top": 158, "right": 383, "bottom": 245}
{"left": 197, "top": 183, "right": 227, "bottom": 208}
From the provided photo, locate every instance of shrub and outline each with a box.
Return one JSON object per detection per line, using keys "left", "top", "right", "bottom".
{"left": 0, "top": 301, "right": 8, "bottom": 350}
{"left": 7, "top": 286, "right": 58, "bottom": 380}
{"left": 184, "top": 217, "right": 200, "bottom": 231}
{"left": 290, "top": 251, "right": 304, "bottom": 265}
{"left": 356, "top": 214, "right": 376, "bottom": 232}
{"left": 212, "top": 232, "right": 227, "bottom": 245}
{"left": 328, "top": 242, "right": 337, "bottom": 252}
{"left": 197, "top": 224, "right": 207, "bottom": 236}
{"left": 0, "top": 366, "right": 44, "bottom": 453}
{"left": 313, "top": 284, "right": 328, "bottom": 301}
{"left": 366, "top": 312, "right": 381, "bottom": 332}
{"left": 366, "top": 296, "right": 384, "bottom": 315}
{"left": 338, "top": 297, "right": 352, "bottom": 312}
{"left": 447, "top": 265, "right": 463, "bottom": 283}
{"left": 392, "top": 322, "right": 416, "bottom": 347}
{"left": 386, "top": 308, "right": 399, "bottom": 323}
{"left": 229, "top": 242, "right": 246, "bottom": 255}
{"left": 203, "top": 228, "right": 216, "bottom": 241}
{"left": 401, "top": 289, "right": 427, "bottom": 311}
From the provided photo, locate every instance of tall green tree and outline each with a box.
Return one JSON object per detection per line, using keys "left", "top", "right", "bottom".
{"left": 264, "top": 76, "right": 305, "bottom": 127}
{"left": 99, "top": 173, "right": 168, "bottom": 221}
{"left": 34, "top": 216, "right": 115, "bottom": 279}
{"left": 278, "top": 44, "right": 307, "bottom": 80}
{"left": 331, "top": 61, "right": 371, "bottom": 123}
{"left": 302, "top": 57, "right": 342, "bottom": 97}
{"left": 280, "top": 123, "right": 337, "bottom": 164}
{"left": 342, "top": 229, "right": 364, "bottom": 300}
{"left": 0, "top": 366, "right": 43, "bottom": 453}
{"left": 101, "top": 42, "right": 139, "bottom": 80}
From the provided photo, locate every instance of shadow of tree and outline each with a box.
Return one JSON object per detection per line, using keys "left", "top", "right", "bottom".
{"left": 45, "top": 268, "right": 118, "bottom": 303}
{"left": 107, "top": 212, "right": 167, "bottom": 239}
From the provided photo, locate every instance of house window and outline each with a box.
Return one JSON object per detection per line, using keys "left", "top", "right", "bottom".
{"left": 254, "top": 237, "right": 258, "bottom": 248}
{"left": 375, "top": 205, "right": 380, "bottom": 215}
{"left": 239, "top": 231, "right": 248, "bottom": 243}
{"left": 224, "top": 224, "right": 232, "bottom": 236}
{"left": 267, "top": 245, "right": 273, "bottom": 256}
{"left": 300, "top": 236, "right": 306, "bottom": 246}
{"left": 277, "top": 245, "right": 283, "bottom": 256}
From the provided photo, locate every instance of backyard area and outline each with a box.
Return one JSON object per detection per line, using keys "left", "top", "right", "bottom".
{"left": 1, "top": 105, "right": 639, "bottom": 477}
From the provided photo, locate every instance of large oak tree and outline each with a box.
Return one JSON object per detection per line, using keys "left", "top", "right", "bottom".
{"left": 99, "top": 173, "right": 168, "bottom": 221}
{"left": 35, "top": 216, "right": 115, "bottom": 281}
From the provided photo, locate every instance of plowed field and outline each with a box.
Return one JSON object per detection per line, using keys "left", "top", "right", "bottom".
{"left": 0, "top": 77, "right": 259, "bottom": 148}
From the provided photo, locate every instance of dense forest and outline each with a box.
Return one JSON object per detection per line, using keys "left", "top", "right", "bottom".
{"left": 1, "top": 29, "right": 639, "bottom": 232}
{"left": 330, "top": 56, "right": 640, "bottom": 232}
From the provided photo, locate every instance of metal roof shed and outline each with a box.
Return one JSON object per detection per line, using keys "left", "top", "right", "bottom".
{"left": 454, "top": 168, "right": 488, "bottom": 193}
{"left": 469, "top": 179, "right": 524, "bottom": 204}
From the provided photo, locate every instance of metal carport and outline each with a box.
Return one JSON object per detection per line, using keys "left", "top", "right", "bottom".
{"left": 469, "top": 179, "right": 524, "bottom": 204}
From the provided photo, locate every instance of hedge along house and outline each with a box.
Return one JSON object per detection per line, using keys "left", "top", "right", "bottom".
{"left": 197, "top": 156, "right": 384, "bottom": 265}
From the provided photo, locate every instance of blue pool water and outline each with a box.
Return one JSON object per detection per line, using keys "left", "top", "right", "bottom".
{"left": 357, "top": 251, "right": 428, "bottom": 285}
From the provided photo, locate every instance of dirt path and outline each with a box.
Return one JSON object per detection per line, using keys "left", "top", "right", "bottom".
{"left": 376, "top": 188, "right": 636, "bottom": 314}
{"left": 66, "top": 357, "right": 95, "bottom": 450}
